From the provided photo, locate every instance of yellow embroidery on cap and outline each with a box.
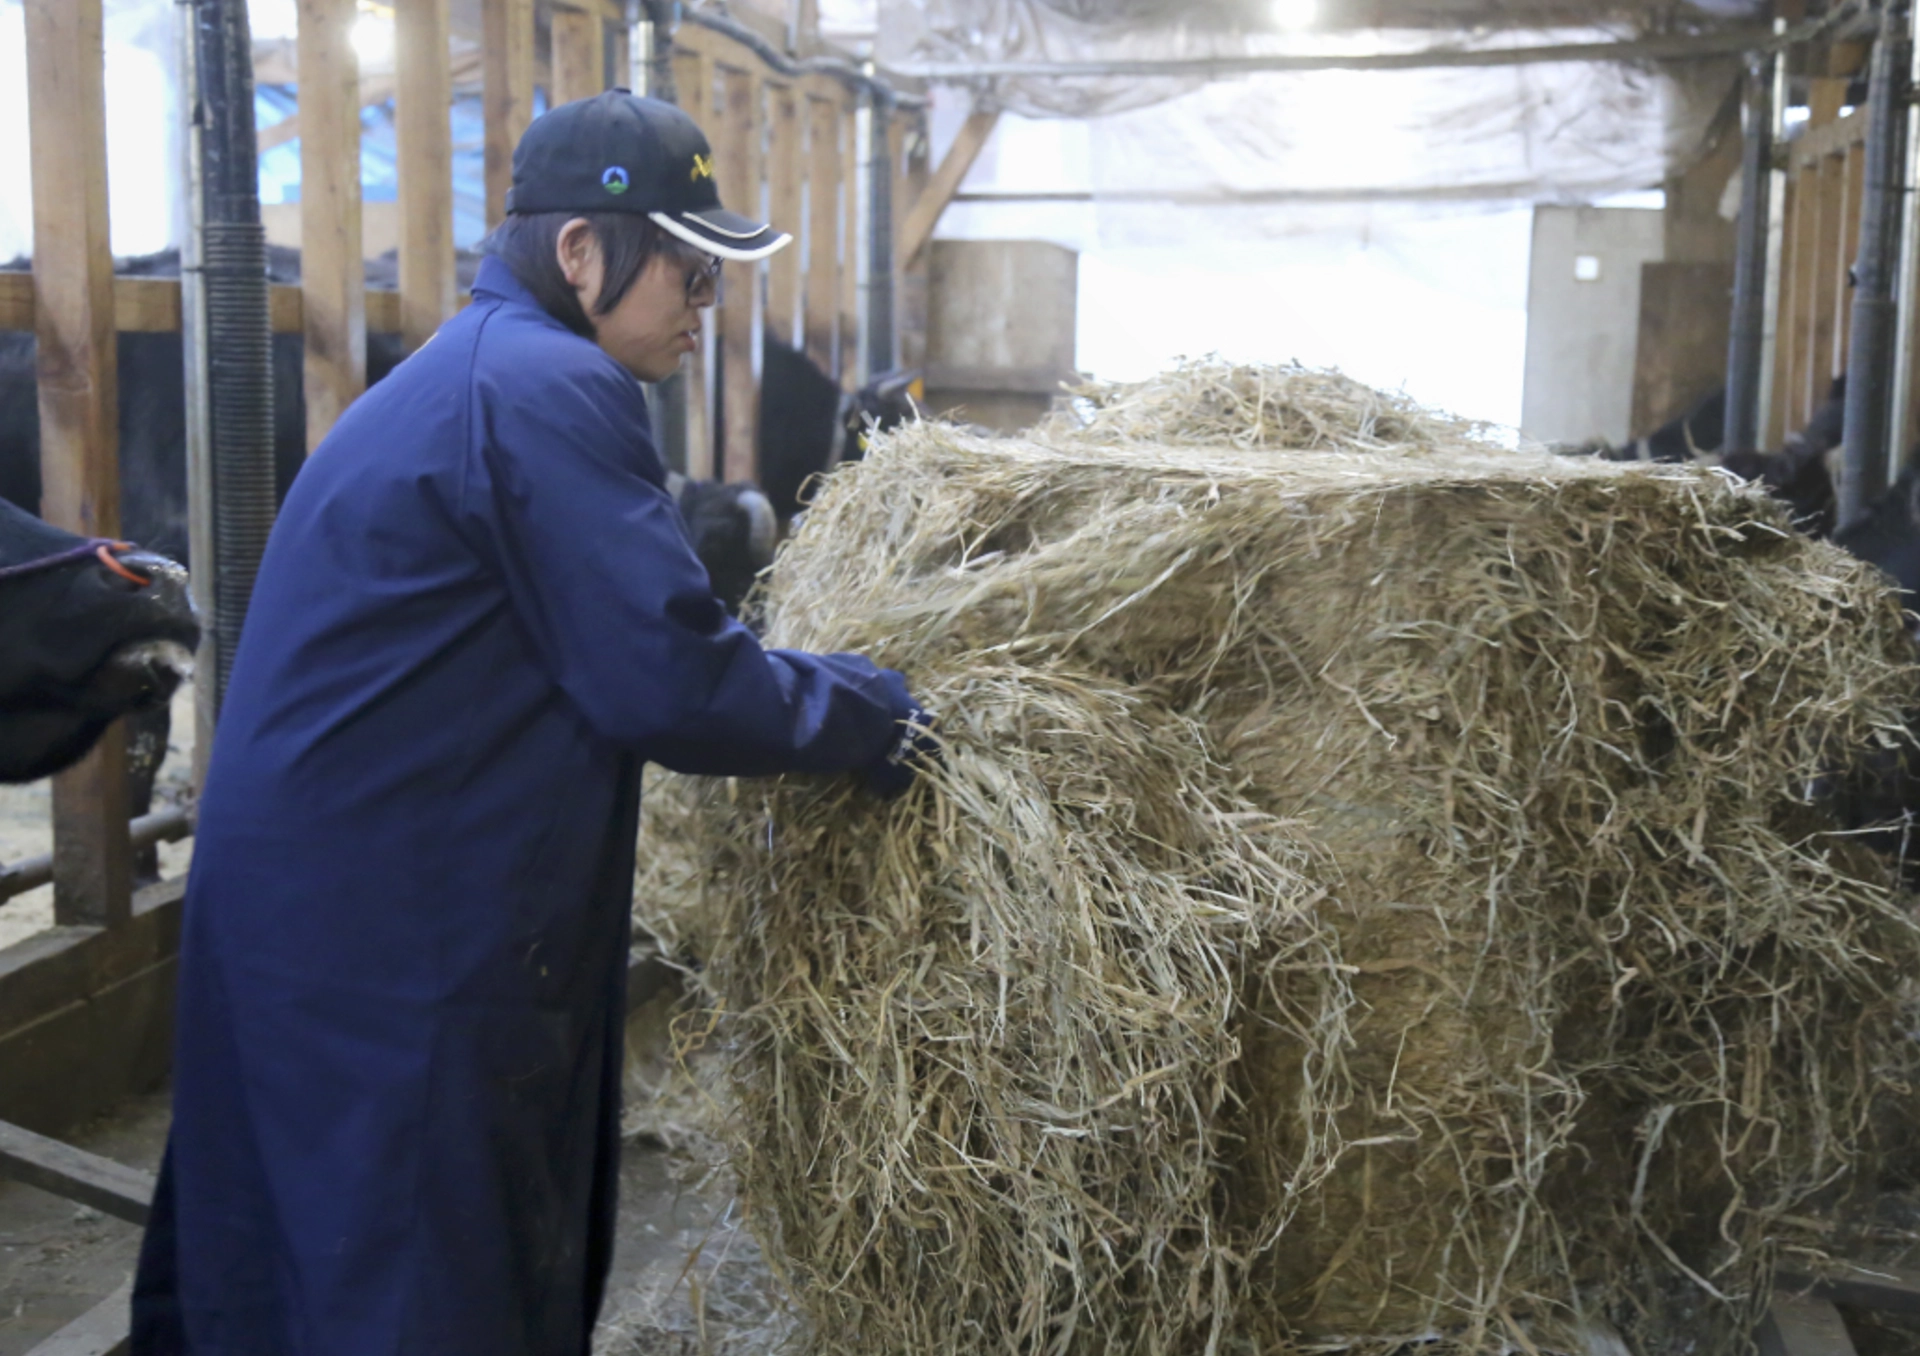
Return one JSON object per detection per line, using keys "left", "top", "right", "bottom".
{"left": 690, "top": 154, "right": 715, "bottom": 182}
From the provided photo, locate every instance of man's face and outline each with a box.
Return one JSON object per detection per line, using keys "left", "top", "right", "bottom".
{"left": 556, "top": 221, "right": 720, "bottom": 383}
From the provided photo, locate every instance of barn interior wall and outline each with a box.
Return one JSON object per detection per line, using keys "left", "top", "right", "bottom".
{"left": 1520, "top": 205, "right": 1666, "bottom": 446}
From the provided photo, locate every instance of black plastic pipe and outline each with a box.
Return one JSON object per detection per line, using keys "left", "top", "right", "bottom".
{"left": 1724, "top": 49, "right": 1775, "bottom": 457}
{"left": 184, "top": 0, "right": 274, "bottom": 709}
{"left": 1841, "top": 1, "right": 1913, "bottom": 530}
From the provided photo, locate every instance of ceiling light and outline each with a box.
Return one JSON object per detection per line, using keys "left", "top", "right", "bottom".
{"left": 1270, "top": 0, "right": 1317, "bottom": 31}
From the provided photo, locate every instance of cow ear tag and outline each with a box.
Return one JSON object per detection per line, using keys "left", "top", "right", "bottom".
{"left": 602, "top": 166, "right": 630, "bottom": 195}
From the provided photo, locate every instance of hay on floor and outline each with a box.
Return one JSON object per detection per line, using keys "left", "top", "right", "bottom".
{"left": 633, "top": 363, "right": 1920, "bottom": 1355}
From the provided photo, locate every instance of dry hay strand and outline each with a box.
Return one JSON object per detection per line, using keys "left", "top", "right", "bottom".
{"left": 634, "top": 374, "right": 1920, "bottom": 1355}
{"left": 1038, "top": 356, "right": 1489, "bottom": 452}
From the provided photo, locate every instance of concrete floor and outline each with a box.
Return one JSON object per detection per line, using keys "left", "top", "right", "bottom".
{"left": 0, "top": 1040, "right": 790, "bottom": 1355}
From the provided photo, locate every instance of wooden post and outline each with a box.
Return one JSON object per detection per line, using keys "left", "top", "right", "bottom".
{"left": 24, "top": 0, "right": 133, "bottom": 930}
{"left": 803, "top": 87, "right": 842, "bottom": 375}
{"left": 397, "top": 0, "right": 455, "bottom": 353}
{"left": 894, "top": 105, "right": 930, "bottom": 376}
{"left": 675, "top": 44, "right": 714, "bottom": 479}
{"left": 898, "top": 105, "right": 998, "bottom": 270}
{"left": 1807, "top": 154, "right": 1843, "bottom": 426}
{"left": 716, "top": 64, "right": 761, "bottom": 484}
{"left": 550, "top": 3, "right": 606, "bottom": 107}
{"left": 483, "top": 0, "right": 535, "bottom": 227}
{"left": 299, "top": 0, "right": 366, "bottom": 450}
{"left": 766, "top": 82, "right": 803, "bottom": 350}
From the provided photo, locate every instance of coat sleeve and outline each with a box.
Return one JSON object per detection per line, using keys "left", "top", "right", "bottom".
{"left": 467, "top": 351, "right": 915, "bottom": 779}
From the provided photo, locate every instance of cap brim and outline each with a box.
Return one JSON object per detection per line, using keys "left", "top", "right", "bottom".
{"left": 650, "top": 208, "right": 792, "bottom": 262}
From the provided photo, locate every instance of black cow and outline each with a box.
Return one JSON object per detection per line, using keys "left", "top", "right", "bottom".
{"left": 756, "top": 335, "right": 916, "bottom": 522}
{"left": 0, "top": 496, "right": 199, "bottom": 783}
{"left": 1717, "top": 376, "right": 1848, "bottom": 538}
{"left": 1594, "top": 386, "right": 1728, "bottom": 463}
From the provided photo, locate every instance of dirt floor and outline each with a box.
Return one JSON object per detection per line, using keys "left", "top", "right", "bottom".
{"left": 0, "top": 686, "right": 196, "bottom": 951}
{"left": 0, "top": 1011, "right": 791, "bottom": 1355}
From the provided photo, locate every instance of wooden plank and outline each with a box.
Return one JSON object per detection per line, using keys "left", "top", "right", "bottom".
{"left": 482, "top": 0, "right": 534, "bottom": 228}
{"left": 898, "top": 105, "right": 998, "bottom": 269}
{"left": 550, "top": 2, "right": 605, "bottom": 107}
{"left": 0, "top": 1120, "right": 153, "bottom": 1224}
{"left": 838, "top": 98, "right": 860, "bottom": 389}
{"left": 802, "top": 88, "right": 842, "bottom": 375}
{"left": 299, "top": 0, "right": 366, "bottom": 451}
{"left": 22, "top": 1280, "right": 131, "bottom": 1356}
{"left": 1805, "top": 154, "right": 1843, "bottom": 428}
{"left": 0, "top": 276, "right": 453, "bottom": 338}
{"left": 1809, "top": 76, "right": 1849, "bottom": 129}
{"left": 896, "top": 104, "right": 930, "bottom": 375}
{"left": 396, "top": 0, "right": 455, "bottom": 354}
{"left": 25, "top": 0, "right": 133, "bottom": 932}
{"left": 1757, "top": 1294, "right": 1858, "bottom": 1356}
{"left": 1796, "top": 110, "right": 1869, "bottom": 168}
{"left": 716, "top": 63, "right": 761, "bottom": 485}
{"left": 1786, "top": 165, "right": 1820, "bottom": 437}
{"left": 1835, "top": 140, "right": 1865, "bottom": 382}
{"left": 766, "top": 82, "right": 803, "bottom": 350}
{"left": 675, "top": 47, "right": 715, "bottom": 480}
{"left": 1768, "top": 174, "right": 1799, "bottom": 449}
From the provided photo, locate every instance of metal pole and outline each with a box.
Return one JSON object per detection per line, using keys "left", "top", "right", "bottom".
{"left": 1841, "top": 1, "right": 1912, "bottom": 529}
{"left": 867, "top": 84, "right": 896, "bottom": 378}
{"left": 1725, "top": 48, "right": 1776, "bottom": 455}
{"left": 637, "top": 0, "right": 689, "bottom": 473}
{"left": 175, "top": 0, "right": 214, "bottom": 789}
{"left": 1887, "top": 0, "right": 1920, "bottom": 476}
{"left": 1756, "top": 15, "right": 1789, "bottom": 442}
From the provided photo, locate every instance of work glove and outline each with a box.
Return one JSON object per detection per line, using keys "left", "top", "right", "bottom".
{"left": 861, "top": 701, "right": 940, "bottom": 801}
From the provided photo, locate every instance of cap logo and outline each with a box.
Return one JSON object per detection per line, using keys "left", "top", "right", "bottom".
{"left": 690, "top": 154, "right": 715, "bottom": 183}
{"left": 602, "top": 166, "right": 630, "bottom": 195}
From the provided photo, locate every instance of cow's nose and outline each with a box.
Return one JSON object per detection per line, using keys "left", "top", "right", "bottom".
{"left": 117, "top": 552, "right": 201, "bottom": 634}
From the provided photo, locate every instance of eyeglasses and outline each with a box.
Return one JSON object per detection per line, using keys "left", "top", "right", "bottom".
{"left": 680, "top": 252, "right": 722, "bottom": 308}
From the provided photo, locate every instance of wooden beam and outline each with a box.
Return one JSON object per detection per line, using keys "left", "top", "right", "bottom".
{"left": 716, "top": 63, "right": 761, "bottom": 485}
{"left": 1806, "top": 153, "right": 1842, "bottom": 427}
{"left": 550, "top": 3, "right": 605, "bottom": 107}
{"left": 898, "top": 105, "right": 998, "bottom": 270}
{"left": 25, "top": 0, "right": 133, "bottom": 932}
{"left": 0, "top": 1120, "right": 153, "bottom": 1224}
{"left": 299, "top": 0, "right": 366, "bottom": 451}
{"left": 21, "top": 1280, "right": 131, "bottom": 1356}
{"left": 802, "top": 88, "right": 841, "bottom": 375}
{"left": 483, "top": 0, "right": 534, "bottom": 227}
{"left": 766, "top": 82, "right": 802, "bottom": 350}
{"left": 0, "top": 274, "right": 459, "bottom": 337}
{"left": 397, "top": 0, "right": 455, "bottom": 353}
{"left": 1767, "top": 175, "right": 1798, "bottom": 448}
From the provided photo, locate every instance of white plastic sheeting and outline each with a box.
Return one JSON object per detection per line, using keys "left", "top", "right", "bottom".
{"left": 0, "top": 0, "right": 182, "bottom": 263}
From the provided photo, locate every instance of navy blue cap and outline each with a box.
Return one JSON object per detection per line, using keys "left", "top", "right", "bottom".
{"left": 506, "top": 90, "right": 791, "bottom": 262}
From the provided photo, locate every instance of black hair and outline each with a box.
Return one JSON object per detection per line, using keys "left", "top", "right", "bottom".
{"left": 479, "top": 211, "right": 679, "bottom": 336}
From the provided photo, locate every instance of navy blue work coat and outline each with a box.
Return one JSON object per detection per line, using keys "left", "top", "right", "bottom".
{"left": 131, "top": 258, "right": 915, "bottom": 1355}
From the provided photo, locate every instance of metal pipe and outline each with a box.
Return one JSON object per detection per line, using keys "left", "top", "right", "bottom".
{"left": 1841, "top": 1, "right": 1912, "bottom": 530}
{"left": 176, "top": 0, "right": 214, "bottom": 790}
{"left": 867, "top": 83, "right": 897, "bottom": 379}
{"left": 1887, "top": 0, "right": 1920, "bottom": 475}
{"left": 179, "top": 0, "right": 274, "bottom": 745}
{"left": 637, "top": 1, "right": 690, "bottom": 474}
{"left": 1724, "top": 48, "right": 1776, "bottom": 455}
{"left": 678, "top": 8, "right": 927, "bottom": 108}
{"left": 1755, "top": 14, "right": 1789, "bottom": 443}
{"left": 0, "top": 806, "right": 196, "bottom": 905}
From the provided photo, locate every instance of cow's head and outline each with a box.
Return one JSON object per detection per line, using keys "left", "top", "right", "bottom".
{"left": 0, "top": 496, "right": 200, "bottom": 782}
{"left": 836, "top": 368, "right": 920, "bottom": 467}
{"left": 667, "top": 475, "right": 778, "bottom": 621}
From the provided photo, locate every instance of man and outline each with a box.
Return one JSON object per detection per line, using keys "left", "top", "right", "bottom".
{"left": 132, "top": 92, "right": 931, "bottom": 1354}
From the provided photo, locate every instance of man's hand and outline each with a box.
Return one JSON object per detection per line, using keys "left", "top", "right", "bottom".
{"left": 861, "top": 708, "right": 940, "bottom": 800}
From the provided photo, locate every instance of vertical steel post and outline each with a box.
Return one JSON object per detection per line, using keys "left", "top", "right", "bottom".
{"left": 1842, "top": 2, "right": 1912, "bottom": 529}
{"left": 638, "top": 0, "right": 689, "bottom": 473}
{"left": 1887, "top": 0, "right": 1920, "bottom": 473}
{"left": 865, "top": 82, "right": 895, "bottom": 378}
{"left": 1725, "top": 47, "right": 1777, "bottom": 456}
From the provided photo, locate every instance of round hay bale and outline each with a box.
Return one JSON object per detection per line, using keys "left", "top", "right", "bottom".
{"left": 635, "top": 365, "right": 1920, "bottom": 1355}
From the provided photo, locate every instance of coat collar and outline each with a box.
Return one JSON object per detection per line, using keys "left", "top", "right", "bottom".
{"left": 471, "top": 256, "right": 570, "bottom": 333}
